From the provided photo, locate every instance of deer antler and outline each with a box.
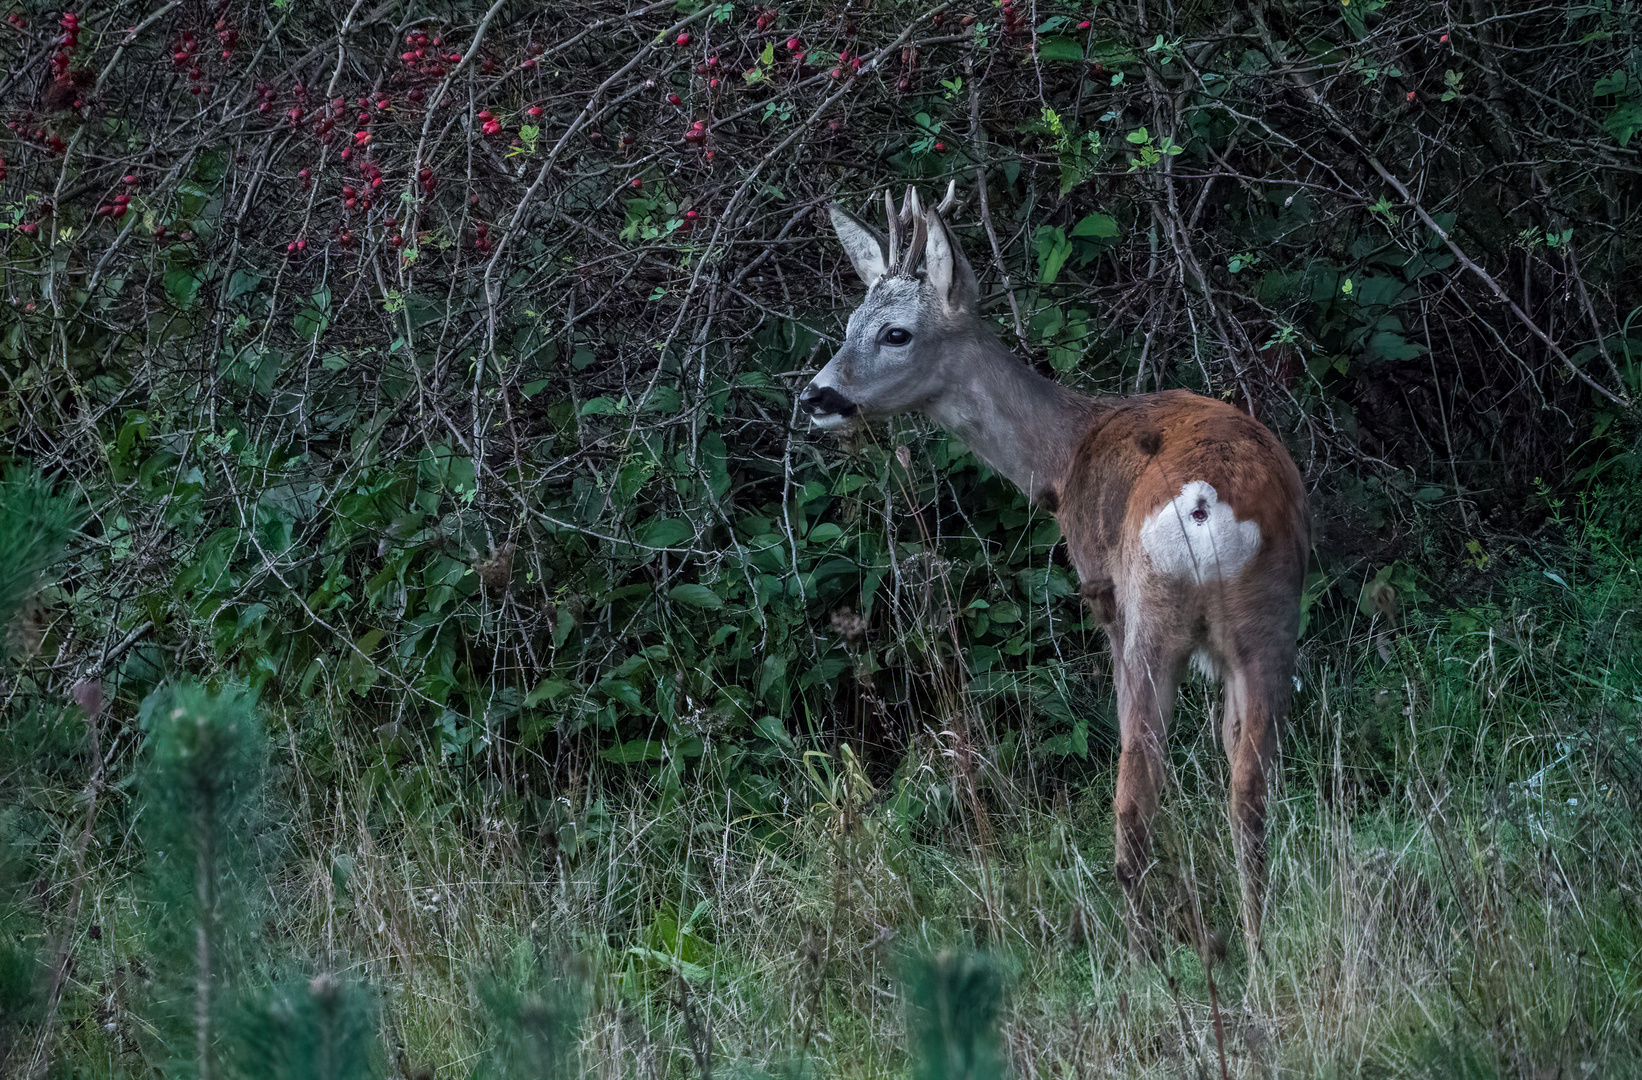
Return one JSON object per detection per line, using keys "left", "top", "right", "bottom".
{"left": 883, "top": 188, "right": 901, "bottom": 270}
{"left": 933, "top": 178, "right": 958, "bottom": 217}
{"left": 898, "top": 209, "right": 927, "bottom": 276}
{"left": 881, "top": 182, "right": 959, "bottom": 276}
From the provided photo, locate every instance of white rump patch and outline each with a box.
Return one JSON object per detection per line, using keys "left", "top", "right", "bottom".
{"left": 1139, "top": 481, "right": 1262, "bottom": 584}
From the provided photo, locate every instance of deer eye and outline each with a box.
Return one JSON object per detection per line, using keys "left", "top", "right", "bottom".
{"left": 883, "top": 328, "right": 912, "bottom": 346}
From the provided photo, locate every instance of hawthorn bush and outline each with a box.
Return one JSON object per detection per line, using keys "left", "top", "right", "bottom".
{"left": 4, "top": 0, "right": 1638, "bottom": 780}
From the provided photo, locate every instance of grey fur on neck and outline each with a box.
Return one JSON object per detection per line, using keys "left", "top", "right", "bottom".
{"left": 921, "top": 327, "right": 1099, "bottom": 499}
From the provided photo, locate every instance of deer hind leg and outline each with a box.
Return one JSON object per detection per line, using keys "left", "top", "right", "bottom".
{"left": 1221, "top": 659, "right": 1292, "bottom": 961}
{"left": 1112, "top": 626, "right": 1184, "bottom": 960}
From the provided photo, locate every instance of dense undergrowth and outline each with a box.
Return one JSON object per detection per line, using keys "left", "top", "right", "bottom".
{"left": 2, "top": 468, "right": 1640, "bottom": 1078}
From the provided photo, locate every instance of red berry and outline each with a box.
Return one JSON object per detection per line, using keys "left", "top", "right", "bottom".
{"left": 934, "top": 142, "right": 946, "bottom": 152}
{"left": 123, "top": 174, "right": 138, "bottom": 184}
{"left": 1439, "top": 32, "right": 1450, "bottom": 43}
{"left": 787, "top": 37, "right": 801, "bottom": 50}
{"left": 19, "top": 222, "right": 37, "bottom": 236}
{"left": 668, "top": 93, "right": 682, "bottom": 105}
{"left": 1406, "top": 89, "right": 1416, "bottom": 101}
{"left": 676, "top": 32, "right": 690, "bottom": 45}
{"left": 685, "top": 209, "right": 699, "bottom": 219}
{"left": 1078, "top": 20, "right": 1091, "bottom": 29}
{"left": 526, "top": 106, "right": 543, "bottom": 117}
{"left": 630, "top": 176, "right": 642, "bottom": 188}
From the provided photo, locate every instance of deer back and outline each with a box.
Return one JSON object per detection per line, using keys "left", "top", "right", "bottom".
{"left": 1055, "top": 390, "right": 1309, "bottom": 625}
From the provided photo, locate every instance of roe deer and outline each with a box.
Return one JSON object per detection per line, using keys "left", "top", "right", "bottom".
{"left": 799, "top": 184, "right": 1310, "bottom": 959}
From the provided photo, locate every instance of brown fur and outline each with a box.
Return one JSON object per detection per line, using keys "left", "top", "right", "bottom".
{"left": 1057, "top": 389, "right": 1309, "bottom": 957}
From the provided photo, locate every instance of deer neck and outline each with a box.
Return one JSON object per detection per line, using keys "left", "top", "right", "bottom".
{"left": 921, "top": 334, "right": 1100, "bottom": 503}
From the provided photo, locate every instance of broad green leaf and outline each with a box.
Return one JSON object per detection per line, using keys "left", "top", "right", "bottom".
{"left": 601, "top": 738, "right": 666, "bottom": 763}
{"left": 293, "top": 306, "right": 329, "bottom": 341}
{"left": 669, "top": 583, "right": 724, "bottom": 610}
{"left": 1035, "top": 227, "right": 1074, "bottom": 284}
{"left": 1070, "top": 213, "right": 1119, "bottom": 239}
{"left": 641, "top": 518, "right": 694, "bottom": 548}
{"left": 165, "top": 266, "right": 204, "bottom": 310}
{"left": 598, "top": 678, "right": 646, "bottom": 711}
{"left": 1603, "top": 102, "right": 1642, "bottom": 146}
{"left": 1366, "top": 331, "right": 1426, "bottom": 362}
{"left": 1037, "top": 36, "right": 1083, "bottom": 62}
{"left": 224, "top": 269, "right": 262, "bottom": 302}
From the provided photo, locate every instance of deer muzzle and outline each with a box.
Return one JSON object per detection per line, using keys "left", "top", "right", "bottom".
{"left": 798, "top": 383, "right": 858, "bottom": 428}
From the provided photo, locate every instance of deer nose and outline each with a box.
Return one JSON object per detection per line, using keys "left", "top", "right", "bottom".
{"left": 798, "top": 384, "right": 857, "bottom": 419}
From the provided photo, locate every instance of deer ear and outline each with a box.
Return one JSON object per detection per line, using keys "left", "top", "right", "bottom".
{"left": 922, "top": 210, "right": 979, "bottom": 314}
{"left": 829, "top": 204, "right": 889, "bottom": 288}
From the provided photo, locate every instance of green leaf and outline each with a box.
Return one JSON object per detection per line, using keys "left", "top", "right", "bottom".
{"left": 754, "top": 714, "right": 794, "bottom": 749}
{"left": 165, "top": 266, "right": 205, "bottom": 310}
{"left": 641, "top": 518, "right": 694, "bottom": 548}
{"left": 988, "top": 601, "right": 1022, "bottom": 624}
{"left": 1366, "top": 331, "right": 1426, "bottom": 362}
{"left": 701, "top": 432, "right": 731, "bottom": 498}
{"left": 225, "top": 269, "right": 262, "bottom": 303}
{"left": 669, "top": 583, "right": 724, "bottom": 610}
{"left": 601, "top": 739, "right": 666, "bottom": 763}
{"left": 598, "top": 679, "right": 646, "bottom": 711}
{"left": 523, "top": 677, "right": 574, "bottom": 707}
{"left": 1594, "top": 70, "right": 1634, "bottom": 97}
{"left": 1034, "top": 227, "right": 1074, "bottom": 284}
{"left": 1602, "top": 102, "right": 1642, "bottom": 147}
{"left": 293, "top": 306, "right": 330, "bottom": 341}
{"left": 1069, "top": 213, "right": 1118, "bottom": 240}
{"left": 1036, "top": 36, "right": 1083, "bottom": 62}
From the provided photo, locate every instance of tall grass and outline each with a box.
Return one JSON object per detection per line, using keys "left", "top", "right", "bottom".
{"left": 6, "top": 508, "right": 1641, "bottom": 1078}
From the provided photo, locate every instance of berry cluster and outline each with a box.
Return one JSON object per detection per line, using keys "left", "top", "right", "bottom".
{"left": 1001, "top": 0, "right": 1022, "bottom": 38}
{"left": 170, "top": 27, "right": 210, "bottom": 96}
{"left": 96, "top": 174, "right": 139, "bottom": 221}
{"left": 50, "top": 12, "right": 79, "bottom": 82}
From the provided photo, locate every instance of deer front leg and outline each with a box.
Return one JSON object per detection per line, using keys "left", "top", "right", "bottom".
{"left": 1113, "top": 648, "right": 1176, "bottom": 961}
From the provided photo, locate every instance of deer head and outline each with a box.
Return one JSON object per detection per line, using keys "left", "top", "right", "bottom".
{"left": 798, "top": 182, "right": 981, "bottom": 429}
